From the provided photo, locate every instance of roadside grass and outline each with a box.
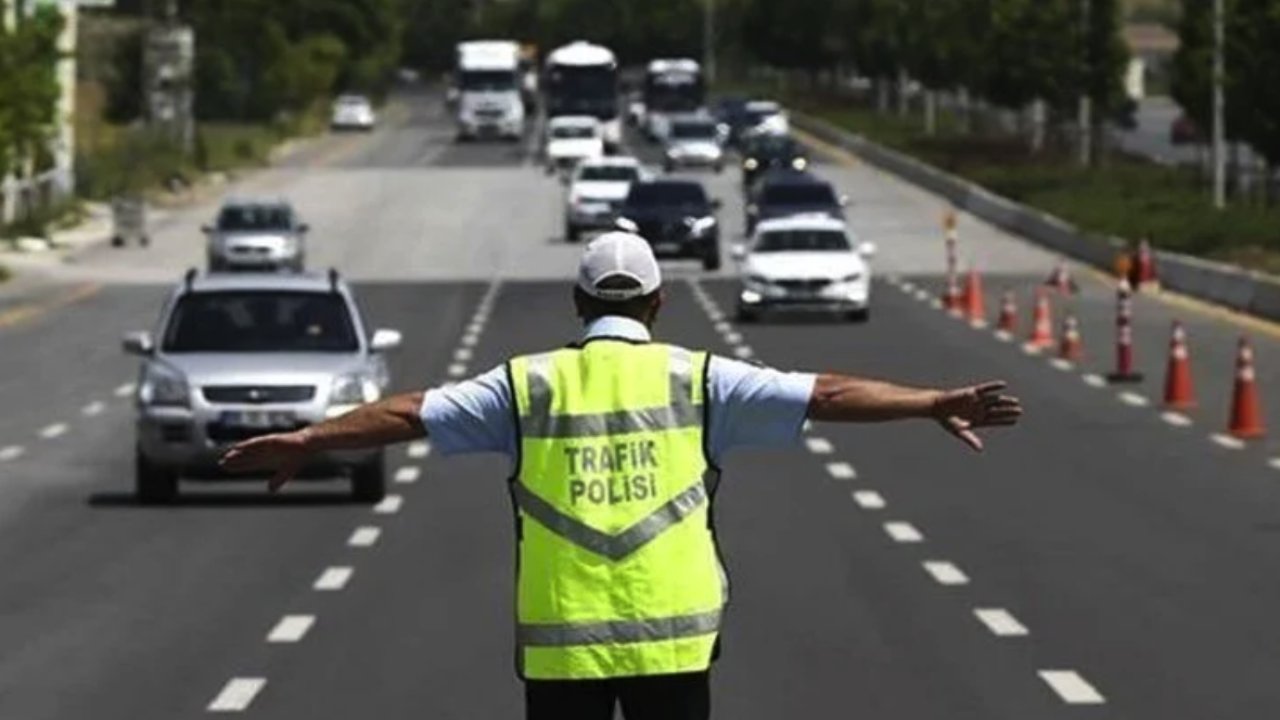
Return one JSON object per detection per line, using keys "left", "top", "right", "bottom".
{"left": 749, "top": 85, "right": 1280, "bottom": 275}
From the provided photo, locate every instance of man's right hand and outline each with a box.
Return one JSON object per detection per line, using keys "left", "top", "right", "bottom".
{"left": 930, "top": 381, "right": 1023, "bottom": 452}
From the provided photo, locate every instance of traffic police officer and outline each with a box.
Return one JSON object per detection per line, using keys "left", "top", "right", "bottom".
{"left": 221, "top": 232, "right": 1022, "bottom": 719}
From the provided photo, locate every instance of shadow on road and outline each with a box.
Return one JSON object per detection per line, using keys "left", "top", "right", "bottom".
{"left": 86, "top": 490, "right": 366, "bottom": 509}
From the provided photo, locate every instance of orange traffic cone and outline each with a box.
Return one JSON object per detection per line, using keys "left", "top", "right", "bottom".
{"left": 1045, "top": 261, "right": 1077, "bottom": 295}
{"left": 1227, "top": 337, "right": 1265, "bottom": 439}
{"left": 1026, "top": 289, "right": 1053, "bottom": 349}
{"left": 1163, "top": 321, "right": 1196, "bottom": 410}
{"left": 996, "top": 291, "right": 1018, "bottom": 334}
{"left": 1058, "top": 314, "right": 1083, "bottom": 361}
{"left": 964, "top": 269, "right": 986, "bottom": 326}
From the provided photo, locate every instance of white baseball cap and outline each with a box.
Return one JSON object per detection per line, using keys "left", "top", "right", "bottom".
{"left": 577, "top": 231, "right": 662, "bottom": 301}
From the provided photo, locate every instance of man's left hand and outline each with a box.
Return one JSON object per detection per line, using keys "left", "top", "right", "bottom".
{"left": 219, "top": 430, "right": 312, "bottom": 492}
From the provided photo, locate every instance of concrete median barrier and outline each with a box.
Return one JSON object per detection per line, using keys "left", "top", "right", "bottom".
{"left": 794, "top": 112, "right": 1280, "bottom": 323}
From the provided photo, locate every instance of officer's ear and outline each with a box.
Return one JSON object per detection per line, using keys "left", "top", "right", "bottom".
{"left": 644, "top": 289, "right": 664, "bottom": 327}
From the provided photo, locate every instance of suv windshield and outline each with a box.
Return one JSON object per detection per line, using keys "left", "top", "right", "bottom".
{"left": 579, "top": 166, "right": 638, "bottom": 182}
{"left": 747, "top": 137, "right": 799, "bottom": 157}
{"left": 754, "top": 230, "right": 850, "bottom": 253}
{"left": 671, "top": 122, "right": 716, "bottom": 140}
{"left": 217, "top": 205, "right": 293, "bottom": 233}
{"left": 163, "top": 291, "right": 359, "bottom": 353}
{"left": 762, "top": 183, "right": 837, "bottom": 205}
{"left": 552, "top": 125, "right": 595, "bottom": 139}
{"left": 626, "top": 182, "right": 707, "bottom": 206}
{"left": 460, "top": 70, "right": 517, "bottom": 91}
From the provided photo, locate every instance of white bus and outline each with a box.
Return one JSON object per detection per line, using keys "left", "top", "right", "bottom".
{"left": 544, "top": 41, "right": 621, "bottom": 152}
{"left": 642, "top": 58, "right": 705, "bottom": 141}
{"left": 455, "top": 40, "right": 526, "bottom": 141}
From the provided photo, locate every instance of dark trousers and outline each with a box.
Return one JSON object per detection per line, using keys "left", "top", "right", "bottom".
{"left": 525, "top": 671, "right": 711, "bottom": 720}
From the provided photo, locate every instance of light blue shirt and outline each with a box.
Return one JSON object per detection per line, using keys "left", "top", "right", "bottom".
{"left": 420, "top": 316, "right": 816, "bottom": 468}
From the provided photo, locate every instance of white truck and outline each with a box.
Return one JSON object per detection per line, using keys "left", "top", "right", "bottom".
{"left": 455, "top": 40, "right": 526, "bottom": 142}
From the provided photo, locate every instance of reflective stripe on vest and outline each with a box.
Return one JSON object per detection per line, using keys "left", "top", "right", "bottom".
{"left": 509, "top": 342, "right": 725, "bottom": 680}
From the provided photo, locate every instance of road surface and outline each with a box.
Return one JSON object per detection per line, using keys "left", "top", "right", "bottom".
{"left": 1, "top": 87, "right": 1279, "bottom": 719}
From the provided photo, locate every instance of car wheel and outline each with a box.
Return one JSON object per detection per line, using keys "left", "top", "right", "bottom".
{"left": 351, "top": 452, "right": 387, "bottom": 504}
{"left": 135, "top": 448, "right": 178, "bottom": 504}
{"left": 847, "top": 308, "right": 871, "bottom": 323}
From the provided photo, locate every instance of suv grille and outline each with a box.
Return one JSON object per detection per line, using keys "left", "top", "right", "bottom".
{"left": 202, "top": 385, "right": 316, "bottom": 404}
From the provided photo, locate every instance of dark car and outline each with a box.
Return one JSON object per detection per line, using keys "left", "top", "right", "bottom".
{"left": 617, "top": 180, "right": 722, "bottom": 271}
{"left": 745, "top": 171, "right": 847, "bottom": 234}
{"left": 711, "top": 95, "right": 750, "bottom": 145}
{"left": 740, "top": 134, "right": 809, "bottom": 189}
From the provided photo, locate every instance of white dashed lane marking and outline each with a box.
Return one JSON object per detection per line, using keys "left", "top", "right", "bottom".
{"left": 82, "top": 401, "right": 105, "bottom": 417}
{"left": 1082, "top": 374, "right": 1107, "bottom": 388}
{"left": 406, "top": 441, "right": 431, "bottom": 459}
{"left": 974, "top": 608, "right": 1030, "bottom": 637}
{"left": 39, "top": 423, "right": 67, "bottom": 440}
{"left": 825, "top": 462, "right": 857, "bottom": 480}
{"left": 851, "top": 490, "right": 886, "bottom": 509}
{"left": 883, "top": 521, "right": 924, "bottom": 543}
{"left": 993, "top": 330, "right": 1013, "bottom": 343}
{"left": 348, "top": 526, "right": 381, "bottom": 547}
{"left": 1049, "top": 358, "right": 1073, "bottom": 372}
{"left": 267, "top": 615, "right": 315, "bottom": 643}
{"left": 723, "top": 332, "right": 743, "bottom": 344}
{"left": 922, "top": 561, "right": 969, "bottom": 586}
{"left": 1161, "top": 411, "right": 1192, "bottom": 427}
{"left": 313, "top": 566, "right": 353, "bottom": 591}
{"left": 1211, "top": 433, "right": 1246, "bottom": 450}
{"left": 374, "top": 495, "right": 404, "bottom": 515}
{"left": 460, "top": 333, "right": 479, "bottom": 347}
{"left": 1118, "top": 392, "right": 1150, "bottom": 407}
{"left": 805, "top": 437, "right": 834, "bottom": 454}
{"left": 207, "top": 677, "right": 266, "bottom": 713}
{"left": 447, "top": 364, "right": 468, "bottom": 378}
{"left": 0, "top": 445, "right": 23, "bottom": 462}
{"left": 394, "top": 466, "right": 421, "bottom": 484}
{"left": 732, "top": 346, "right": 754, "bottom": 359}
{"left": 114, "top": 382, "right": 136, "bottom": 398}
{"left": 1039, "top": 670, "right": 1106, "bottom": 705}
{"left": 454, "top": 348, "right": 473, "bottom": 362}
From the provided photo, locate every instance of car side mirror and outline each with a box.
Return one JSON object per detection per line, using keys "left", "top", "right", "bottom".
{"left": 615, "top": 217, "right": 639, "bottom": 233}
{"left": 122, "top": 331, "right": 154, "bottom": 356}
{"left": 858, "top": 241, "right": 878, "bottom": 257}
{"left": 731, "top": 242, "right": 748, "bottom": 261}
{"left": 370, "top": 328, "right": 403, "bottom": 352}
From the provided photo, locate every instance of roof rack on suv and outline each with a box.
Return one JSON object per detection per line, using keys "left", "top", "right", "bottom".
{"left": 328, "top": 267, "right": 340, "bottom": 292}
{"left": 183, "top": 267, "right": 198, "bottom": 290}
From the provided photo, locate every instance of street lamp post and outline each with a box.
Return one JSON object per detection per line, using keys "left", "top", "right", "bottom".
{"left": 704, "top": 0, "right": 716, "bottom": 86}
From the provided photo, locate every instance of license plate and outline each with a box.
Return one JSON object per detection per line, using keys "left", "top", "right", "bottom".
{"left": 219, "top": 411, "right": 296, "bottom": 429}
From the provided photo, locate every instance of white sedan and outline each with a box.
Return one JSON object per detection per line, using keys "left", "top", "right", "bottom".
{"left": 544, "top": 116, "right": 604, "bottom": 175}
{"left": 330, "top": 95, "right": 377, "bottom": 131}
{"left": 564, "top": 156, "right": 646, "bottom": 242}
{"left": 733, "top": 215, "right": 876, "bottom": 322}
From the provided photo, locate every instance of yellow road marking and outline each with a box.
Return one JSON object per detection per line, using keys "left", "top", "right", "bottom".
{"left": 791, "top": 126, "right": 860, "bottom": 168}
{"left": 0, "top": 282, "right": 102, "bottom": 330}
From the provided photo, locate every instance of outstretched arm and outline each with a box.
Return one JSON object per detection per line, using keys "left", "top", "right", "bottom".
{"left": 807, "top": 375, "right": 1021, "bottom": 452}
{"left": 219, "top": 391, "right": 426, "bottom": 490}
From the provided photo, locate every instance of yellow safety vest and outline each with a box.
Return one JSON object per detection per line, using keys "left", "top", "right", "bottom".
{"left": 508, "top": 339, "right": 726, "bottom": 680}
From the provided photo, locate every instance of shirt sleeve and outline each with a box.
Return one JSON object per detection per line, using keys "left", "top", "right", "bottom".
{"left": 705, "top": 355, "right": 817, "bottom": 465}
{"left": 418, "top": 364, "right": 517, "bottom": 459}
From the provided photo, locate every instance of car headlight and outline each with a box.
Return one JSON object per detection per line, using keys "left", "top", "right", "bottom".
{"left": 685, "top": 216, "right": 717, "bottom": 236}
{"left": 743, "top": 158, "right": 759, "bottom": 170}
{"left": 792, "top": 157, "right": 808, "bottom": 170}
{"left": 139, "top": 364, "right": 189, "bottom": 407}
{"left": 331, "top": 373, "right": 380, "bottom": 404}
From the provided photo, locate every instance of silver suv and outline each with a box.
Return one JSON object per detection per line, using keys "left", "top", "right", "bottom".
{"left": 123, "top": 269, "right": 402, "bottom": 503}
{"left": 203, "top": 198, "right": 309, "bottom": 272}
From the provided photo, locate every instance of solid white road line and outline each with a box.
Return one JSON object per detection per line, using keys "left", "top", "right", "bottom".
{"left": 1048, "top": 358, "right": 1074, "bottom": 372}
{"left": 1082, "top": 374, "right": 1106, "bottom": 388}
{"left": 81, "top": 401, "right": 105, "bottom": 417}
{"left": 267, "top": 614, "right": 315, "bottom": 643}
{"left": 114, "top": 382, "right": 136, "bottom": 398}
{"left": 374, "top": 495, "right": 404, "bottom": 514}
{"left": 39, "top": 423, "right": 67, "bottom": 440}
{"left": 804, "top": 437, "right": 834, "bottom": 454}
{"left": 1039, "top": 670, "right": 1105, "bottom": 704}
{"left": 1118, "top": 392, "right": 1150, "bottom": 407}
{"left": 1161, "top": 411, "right": 1192, "bottom": 427}
{"left": 1211, "top": 433, "right": 1246, "bottom": 450}
{"left": 883, "top": 521, "right": 924, "bottom": 543}
{"left": 826, "top": 462, "right": 857, "bottom": 480}
{"left": 851, "top": 490, "right": 886, "bottom": 509}
{"left": 0, "top": 445, "right": 23, "bottom": 462}
{"left": 394, "top": 466, "right": 421, "bottom": 484}
{"left": 406, "top": 441, "right": 431, "bottom": 459}
{"left": 348, "top": 526, "right": 381, "bottom": 547}
{"left": 974, "top": 608, "right": 1029, "bottom": 637}
{"left": 313, "top": 566, "right": 353, "bottom": 591}
{"left": 207, "top": 677, "right": 266, "bottom": 712}
{"left": 922, "top": 561, "right": 969, "bottom": 586}
{"left": 447, "top": 363, "right": 468, "bottom": 378}
{"left": 733, "top": 346, "right": 754, "bottom": 359}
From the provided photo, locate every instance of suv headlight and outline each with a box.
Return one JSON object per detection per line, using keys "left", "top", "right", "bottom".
{"left": 331, "top": 373, "right": 380, "bottom": 405}
{"left": 139, "top": 364, "right": 189, "bottom": 407}
{"left": 792, "top": 157, "right": 808, "bottom": 170}
{"left": 743, "top": 158, "right": 759, "bottom": 170}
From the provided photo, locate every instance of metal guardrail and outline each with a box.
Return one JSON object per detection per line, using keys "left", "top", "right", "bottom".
{"left": 793, "top": 112, "right": 1280, "bottom": 322}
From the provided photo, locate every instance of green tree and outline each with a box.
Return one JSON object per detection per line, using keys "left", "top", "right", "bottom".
{"left": 0, "top": 4, "right": 63, "bottom": 179}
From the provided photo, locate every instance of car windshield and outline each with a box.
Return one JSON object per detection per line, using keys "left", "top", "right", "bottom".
{"left": 552, "top": 125, "right": 596, "bottom": 139}
{"left": 216, "top": 205, "right": 293, "bottom": 232}
{"left": 762, "top": 183, "right": 837, "bottom": 205}
{"left": 336, "top": 97, "right": 368, "bottom": 107}
{"left": 579, "top": 165, "right": 638, "bottom": 182}
{"left": 163, "top": 291, "right": 359, "bottom": 353}
{"left": 459, "top": 70, "right": 517, "bottom": 91}
{"left": 748, "top": 137, "right": 799, "bottom": 157}
{"left": 745, "top": 106, "right": 780, "bottom": 124}
{"left": 627, "top": 182, "right": 706, "bottom": 206}
{"left": 671, "top": 122, "right": 717, "bottom": 139}
{"left": 754, "top": 230, "right": 850, "bottom": 253}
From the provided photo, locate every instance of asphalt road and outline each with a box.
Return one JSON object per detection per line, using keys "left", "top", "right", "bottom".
{"left": 2, "top": 86, "right": 1279, "bottom": 719}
